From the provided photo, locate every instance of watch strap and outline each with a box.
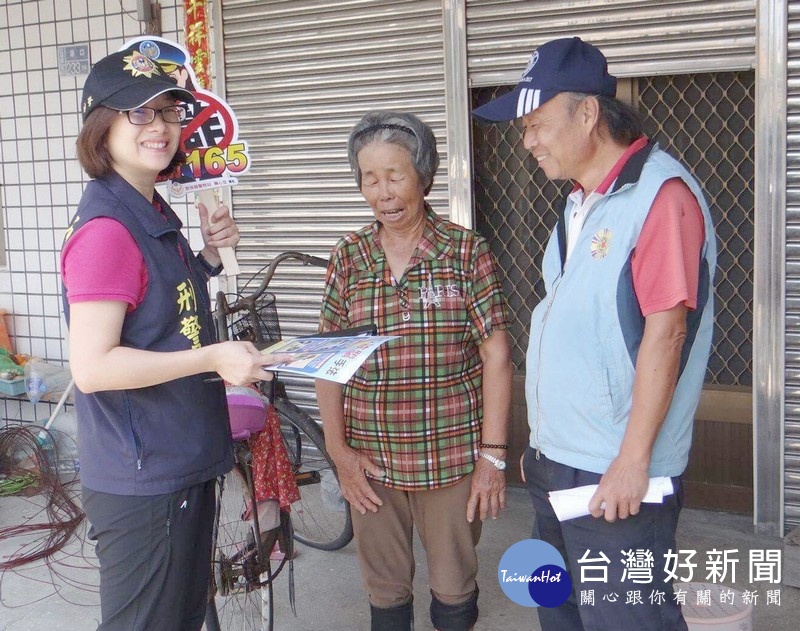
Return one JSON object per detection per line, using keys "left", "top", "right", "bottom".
{"left": 478, "top": 451, "right": 506, "bottom": 470}
{"left": 197, "top": 252, "right": 224, "bottom": 277}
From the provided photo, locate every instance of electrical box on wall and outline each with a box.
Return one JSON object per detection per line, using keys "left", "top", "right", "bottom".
{"left": 137, "top": 1, "right": 162, "bottom": 36}
{"left": 136, "top": 0, "right": 152, "bottom": 22}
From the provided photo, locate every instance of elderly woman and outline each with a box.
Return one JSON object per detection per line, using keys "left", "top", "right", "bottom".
{"left": 315, "top": 111, "right": 512, "bottom": 631}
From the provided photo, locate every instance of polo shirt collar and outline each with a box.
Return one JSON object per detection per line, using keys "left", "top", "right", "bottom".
{"left": 568, "top": 136, "right": 652, "bottom": 197}
{"left": 610, "top": 138, "right": 658, "bottom": 193}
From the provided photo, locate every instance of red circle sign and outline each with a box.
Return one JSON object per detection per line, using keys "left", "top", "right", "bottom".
{"left": 180, "top": 90, "right": 236, "bottom": 153}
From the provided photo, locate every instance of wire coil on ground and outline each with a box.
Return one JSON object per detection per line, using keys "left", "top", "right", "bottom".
{"left": 0, "top": 426, "right": 84, "bottom": 570}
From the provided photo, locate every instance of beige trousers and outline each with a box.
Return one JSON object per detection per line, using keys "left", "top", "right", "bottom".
{"left": 351, "top": 474, "right": 482, "bottom": 608}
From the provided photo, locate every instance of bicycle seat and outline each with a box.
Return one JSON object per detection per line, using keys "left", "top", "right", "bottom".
{"left": 226, "top": 393, "right": 267, "bottom": 441}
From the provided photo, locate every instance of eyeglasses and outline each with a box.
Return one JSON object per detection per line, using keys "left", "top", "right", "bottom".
{"left": 120, "top": 105, "right": 187, "bottom": 125}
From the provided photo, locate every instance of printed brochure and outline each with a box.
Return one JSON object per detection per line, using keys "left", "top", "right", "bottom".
{"left": 260, "top": 335, "right": 398, "bottom": 384}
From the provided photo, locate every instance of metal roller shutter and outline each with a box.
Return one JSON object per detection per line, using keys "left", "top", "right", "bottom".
{"left": 218, "top": 0, "right": 447, "bottom": 406}
{"left": 465, "top": 0, "right": 756, "bottom": 86}
{"left": 786, "top": 0, "right": 800, "bottom": 529}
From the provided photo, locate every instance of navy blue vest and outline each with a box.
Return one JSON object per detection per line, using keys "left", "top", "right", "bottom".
{"left": 62, "top": 172, "right": 233, "bottom": 495}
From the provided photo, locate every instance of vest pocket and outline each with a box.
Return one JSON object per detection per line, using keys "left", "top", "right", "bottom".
{"left": 596, "top": 340, "right": 623, "bottom": 423}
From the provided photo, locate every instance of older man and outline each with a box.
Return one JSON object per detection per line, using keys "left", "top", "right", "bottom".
{"left": 474, "top": 37, "right": 716, "bottom": 631}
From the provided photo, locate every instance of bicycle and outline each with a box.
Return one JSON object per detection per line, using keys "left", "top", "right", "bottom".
{"left": 204, "top": 424, "right": 293, "bottom": 631}
{"left": 205, "top": 251, "right": 356, "bottom": 631}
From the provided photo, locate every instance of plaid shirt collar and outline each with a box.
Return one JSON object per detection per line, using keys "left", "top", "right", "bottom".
{"left": 356, "top": 204, "right": 456, "bottom": 274}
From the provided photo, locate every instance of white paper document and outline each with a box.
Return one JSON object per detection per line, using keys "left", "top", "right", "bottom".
{"left": 548, "top": 476, "right": 674, "bottom": 522}
{"left": 261, "top": 335, "right": 398, "bottom": 384}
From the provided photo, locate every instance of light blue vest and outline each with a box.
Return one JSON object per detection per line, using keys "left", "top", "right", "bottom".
{"left": 525, "top": 144, "right": 716, "bottom": 477}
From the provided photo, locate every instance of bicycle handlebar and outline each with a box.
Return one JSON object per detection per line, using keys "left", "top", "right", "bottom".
{"left": 218, "top": 251, "right": 328, "bottom": 312}
{"left": 214, "top": 251, "right": 329, "bottom": 343}
{"left": 245, "top": 251, "right": 328, "bottom": 301}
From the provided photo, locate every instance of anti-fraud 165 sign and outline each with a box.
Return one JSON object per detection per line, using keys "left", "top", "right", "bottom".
{"left": 119, "top": 36, "right": 251, "bottom": 197}
{"left": 177, "top": 89, "right": 249, "bottom": 194}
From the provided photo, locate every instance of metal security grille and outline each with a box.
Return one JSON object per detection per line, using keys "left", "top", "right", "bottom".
{"left": 785, "top": 0, "right": 800, "bottom": 530}
{"left": 472, "top": 71, "right": 755, "bottom": 386}
{"left": 472, "top": 88, "right": 566, "bottom": 369}
{"left": 639, "top": 72, "right": 755, "bottom": 387}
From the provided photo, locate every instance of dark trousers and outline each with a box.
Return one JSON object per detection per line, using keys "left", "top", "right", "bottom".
{"left": 82, "top": 480, "right": 216, "bottom": 631}
{"left": 523, "top": 448, "right": 688, "bottom": 631}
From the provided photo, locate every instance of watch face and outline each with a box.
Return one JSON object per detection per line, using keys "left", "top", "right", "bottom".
{"left": 481, "top": 452, "right": 506, "bottom": 470}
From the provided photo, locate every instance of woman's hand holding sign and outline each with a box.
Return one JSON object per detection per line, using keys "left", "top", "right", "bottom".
{"left": 197, "top": 196, "right": 240, "bottom": 274}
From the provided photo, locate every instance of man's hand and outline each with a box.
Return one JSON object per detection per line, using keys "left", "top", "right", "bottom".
{"left": 588, "top": 457, "right": 649, "bottom": 522}
{"left": 588, "top": 304, "right": 688, "bottom": 522}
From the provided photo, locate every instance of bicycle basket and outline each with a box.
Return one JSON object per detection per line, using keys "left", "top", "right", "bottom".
{"left": 229, "top": 292, "right": 282, "bottom": 345}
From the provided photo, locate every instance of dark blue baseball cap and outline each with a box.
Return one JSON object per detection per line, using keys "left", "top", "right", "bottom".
{"left": 472, "top": 37, "right": 617, "bottom": 122}
{"left": 81, "top": 44, "right": 195, "bottom": 122}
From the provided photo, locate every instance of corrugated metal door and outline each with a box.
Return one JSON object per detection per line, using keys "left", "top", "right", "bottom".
{"left": 465, "top": 0, "right": 756, "bottom": 86}
{"left": 786, "top": 0, "right": 800, "bottom": 530}
{"left": 219, "top": 0, "right": 447, "bottom": 406}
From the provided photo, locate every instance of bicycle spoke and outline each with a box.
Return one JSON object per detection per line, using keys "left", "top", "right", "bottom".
{"left": 276, "top": 400, "right": 353, "bottom": 551}
{"left": 207, "top": 467, "right": 274, "bottom": 631}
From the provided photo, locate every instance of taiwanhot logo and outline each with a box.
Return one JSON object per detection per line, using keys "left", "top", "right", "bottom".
{"left": 498, "top": 539, "right": 572, "bottom": 608}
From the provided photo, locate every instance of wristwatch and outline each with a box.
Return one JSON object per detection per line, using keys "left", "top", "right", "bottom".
{"left": 478, "top": 451, "right": 507, "bottom": 471}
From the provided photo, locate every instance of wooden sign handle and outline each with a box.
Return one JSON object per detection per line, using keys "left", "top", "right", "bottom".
{"left": 198, "top": 189, "right": 240, "bottom": 276}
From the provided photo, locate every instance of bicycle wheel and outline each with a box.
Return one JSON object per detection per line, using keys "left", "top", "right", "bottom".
{"left": 205, "top": 464, "right": 274, "bottom": 631}
{"left": 274, "top": 397, "right": 354, "bottom": 551}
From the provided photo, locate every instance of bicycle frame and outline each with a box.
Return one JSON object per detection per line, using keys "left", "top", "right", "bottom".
{"left": 217, "top": 250, "right": 357, "bottom": 543}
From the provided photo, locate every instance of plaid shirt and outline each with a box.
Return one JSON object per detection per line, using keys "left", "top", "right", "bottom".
{"left": 319, "top": 206, "right": 509, "bottom": 490}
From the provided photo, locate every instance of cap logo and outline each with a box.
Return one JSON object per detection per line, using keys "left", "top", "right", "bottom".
{"left": 138, "top": 40, "right": 161, "bottom": 61}
{"left": 122, "top": 51, "right": 161, "bottom": 78}
{"left": 522, "top": 51, "right": 539, "bottom": 78}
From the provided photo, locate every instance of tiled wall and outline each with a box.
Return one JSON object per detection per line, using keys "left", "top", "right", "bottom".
{"left": 0, "top": 0, "right": 204, "bottom": 424}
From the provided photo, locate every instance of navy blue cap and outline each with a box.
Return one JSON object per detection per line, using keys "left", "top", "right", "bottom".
{"left": 473, "top": 37, "right": 617, "bottom": 122}
{"left": 81, "top": 43, "right": 195, "bottom": 122}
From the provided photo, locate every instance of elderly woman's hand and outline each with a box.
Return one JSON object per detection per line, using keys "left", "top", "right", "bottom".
{"left": 329, "top": 445, "right": 386, "bottom": 515}
{"left": 466, "top": 458, "right": 506, "bottom": 522}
